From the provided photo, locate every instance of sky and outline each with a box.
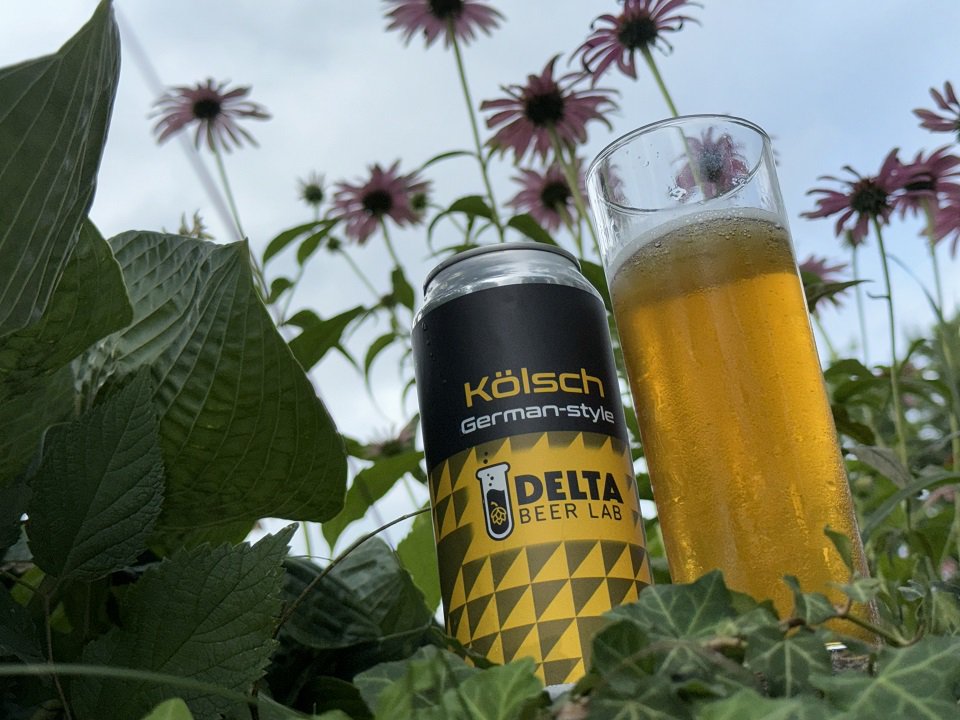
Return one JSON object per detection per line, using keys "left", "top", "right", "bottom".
{"left": 4, "top": 0, "right": 960, "bottom": 557}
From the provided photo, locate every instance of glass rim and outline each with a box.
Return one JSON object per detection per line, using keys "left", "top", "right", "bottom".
{"left": 586, "top": 113, "right": 771, "bottom": 185}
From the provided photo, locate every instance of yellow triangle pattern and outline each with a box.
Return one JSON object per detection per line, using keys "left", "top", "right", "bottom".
{"left": 531, "top": 544, "right": 567, "bottom": 583}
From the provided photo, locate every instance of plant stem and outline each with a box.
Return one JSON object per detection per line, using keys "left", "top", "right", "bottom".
{"left": 872, "top": 218, "right": 909, "bottom": 467}
{"left": 850, "top": 242, "right": 870, "bottom": 365}
{"left": 812, "top": 312, "right": 839, "bottom": 362}
{"left": 450, "top": 28, "right": 503, "bottom": 241}
{"left": 274, "top": 507, "right": 429, "bottom": 636}
{"left": 336, "top": 246, "right": 381, "bottom": 299}
{"left": 549, "top": 129, "right": 601, "bottom": 258}
{"left": 381, "top": 221, "right": 403, "bottom": 269}
{"left": 43, "top": 592, "right": 72, "bottom": 720}
{"left": 641, "top": 47, "right": 680, "bottom": 118}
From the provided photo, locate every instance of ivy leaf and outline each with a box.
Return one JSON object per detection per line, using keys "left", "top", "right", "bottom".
{"left": 27, "top": 371, "right": 164, "bottom": 582}
{"left": 71, "top": 527, "right": 294, "bottom": 720}
{"left": 396, "top": 506, "right": 441, "bottom": 612}
{"left": 0, "top": 1, "right": 119, "bottom": 337}
{"left": 813, "top": 638, "right": 960, "bottom": 717}
{"left": 784, "top": 577, "right": 839, "bottom": 625}
{"left": 743, "top": 626, "right": 833, "bottom": 697}
{"left": 100, "top": 232, "right": 347, "bottom": 547}
{"left": 697, "top": 689, "right": 837, "bottom": 719}
{"left": 355, "top": 646, "right": 478, "bottom": 715}
{"left": 321, "top": 451, "right": 424, "bottom": 549}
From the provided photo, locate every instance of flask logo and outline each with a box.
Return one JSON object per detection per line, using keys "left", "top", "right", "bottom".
{"left": 477, "top": 462, "right": 514, "bottom": 541}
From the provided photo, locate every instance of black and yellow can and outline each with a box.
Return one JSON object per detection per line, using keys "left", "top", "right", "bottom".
{"left": 412, "top": 242, "right": 651, "bottom": 687}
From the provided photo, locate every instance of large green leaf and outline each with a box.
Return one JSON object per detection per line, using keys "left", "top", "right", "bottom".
{"left": 71, "top": 527, "right": 294, "bottom": 720}
{"left": 27, "top": 371, "right": 164, "bottom": 582}
{"left": 814, "top": 638, "right": 960, "bottom": 718}
{"left": 696, "top": 689, "right": 837, "bottom": 720}
{"left": 396, "top": 507, "right": 441, "bottom": 612}
{"left": 0, "top": 1, "right": 119, "bottom": 336}
{"left": 267, "top": 538, "right": 434, "bottom": 699}
{"left": 742, "top": 626, "right": 833, "bottom": 697}
{"left": 322, "top": 450, "right": 424, "bottom": 549}
{"left": 0, "top": 586, "right": 44, "bottom": 663}
{"left": 101, "top": 231, "right": 346, "bottom": 547}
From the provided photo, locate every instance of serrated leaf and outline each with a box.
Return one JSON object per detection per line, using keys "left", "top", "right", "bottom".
{"left": 139, "top": 699, "right": 195, "bottom": 720}
{"left": 288, "top": 305, "right": 366, "bottom": 372}
{"left": 71, "top": 527, "right": 295, "bottom": 720}
{"left": 100, "top": 231, "right": 346, "bottom": 546}
{"left": 697, "top": 689, "right": 836, "bottom": 719}
{"left": 396, "top": 506, "right": 440, "bottom": 612}
{"left": 743, "top": 626, "right": 833, "bottom": 697}
{"left": 848, "top": 445, "right": 911, "bottom": 488}
{"left": 0, "top": 586, "right": 44, "bottom": 663}
{"left": 0, "top": 1, "right": 119, "bottom": 336}
{"left": 322, "top": 451, "right": 424, "bottom": 549}
{"left": 813, "top": 638, "right": 960, "bottom": 718}
{"left": 355, "top": 646, "right": 478, "bottom": 715}
{"left": 27, "top": 371, "right": 164, "bottom": 581}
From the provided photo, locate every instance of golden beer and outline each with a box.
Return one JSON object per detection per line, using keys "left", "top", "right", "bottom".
{"left": 610, "top": 209, "right": 873, "bottom": 627}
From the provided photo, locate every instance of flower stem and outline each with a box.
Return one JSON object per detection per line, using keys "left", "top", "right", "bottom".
{"left": 812, "top": 312, "right": 839, "bottom": 362}
{"left": 450, "top": 28, "right": 504, "bottom": 241}
{"left": 337, "top": 247, "right": 381, "bottom": 299}
{"left": 212, "top": 144, "right": 268, "bottom": 295}
{"left": 872, "top": 218, "right": 909, "bottom": 467}
{"left": 850, "top": 242, "right": 870, "bottom": 365}
{"left": 641, "top": 47, "right": 680, "bottom": 118}
{"left": 549, "top": 130, "right": 601, "bottom": 258}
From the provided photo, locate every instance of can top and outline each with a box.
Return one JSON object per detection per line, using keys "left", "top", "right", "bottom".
{"left": 423, "top": 241, "right": 579, "bottom": 293}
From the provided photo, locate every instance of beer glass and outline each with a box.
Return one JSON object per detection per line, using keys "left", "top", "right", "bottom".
{"left": 586, "top": 115, "right": 873, "bottom": 631}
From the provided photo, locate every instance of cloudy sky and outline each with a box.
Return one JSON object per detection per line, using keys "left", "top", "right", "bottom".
{"left": 4, "top": 1, "right": 960, "bottom": 553}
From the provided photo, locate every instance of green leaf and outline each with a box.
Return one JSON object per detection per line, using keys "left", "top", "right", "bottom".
{"left": 321, "top": 450, "right": 424, "bottom": 549}
{"left": 288, "top": 305, "right": 366, "bottom": 372}
{"left": 139, "top": 699, "right": 195, "bottom": 720}
{"left": 364, "top": 332, "right": 397, "bottom": 381}
{"left": 783, "top": 577, "right": 838, "bottom": 626}
{"left": 391, "top": 267, "right": 416, "bottom": 312}
{"left": 0, "top": 586, "right": 44, "bottom": 663}
{"left": 0, "top": 222, "right": 132, "bottom": 401}
{"left": 448, "top": 195, "right": 495, "bottom": 221}
{"left": 0, "top": 1, "right": 120, "bottom": 336}
{"left": 396, "top": 505, "right": 441, "bottom": 612}
{"left": 101, "top": 232, "right": 347, "bottom": 546}
{"left": 267, "top": 277, "right": 294, "bottom": 304}
{"left": 296, "top": 225, "right": 337, "bottom": 266}
{"left": 505, "top": 214, "right": 556, "bottom": 245}
{"left": 360, "top": 646, "right": 544, "bottom": 720}
{"left": 580, "top": 259, "right": 612, "bottom": 312}
{"left": 861, "top": 470, "right": 960, "bottom": 538}
{"left": 823, "top": 526, "right": 854, "bottom": 573}
{"left": 27, "top": 371, "right": 164, "bottom": 582}
{"left": 743, "top": 626, "right": 833, "bottom": 697}
{"left": 848, "top": 445, "right": 912, "bottom": 488}
{"left": 270, "top": 539, "right": 434, "bottom": 685}
{"left": 813, "top": 638, "right": 960, "bottom": 718}
{"left": 262, "top": 220, "right": 329, "bottom": 265}
{"left": 71, "top": 527, "right": 295, "bottom": 720}
{"left": 697, "top": 689, "right": 836, "bottom": 719}
{"left": 419, "top": 149, "right": 473, "bottom": 172}
{"left": 0, "top": 474, "right": 29, "bottom": 549}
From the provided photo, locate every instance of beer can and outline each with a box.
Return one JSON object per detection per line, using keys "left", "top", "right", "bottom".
{"left": 412, "top": 242, "right": 652, "bottom": 687}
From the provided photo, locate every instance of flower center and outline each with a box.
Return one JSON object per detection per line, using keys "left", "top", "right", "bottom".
{"left": 524, "top": 89, "right": 565, "bottom": 128}
{"left": 540, "top": 180, "right": 571, "bottom": 210}
{"left": 362, "top": 189, "right": 393, "bottom": 216}
{"left": 428, "top": 0, "right": 464, "bottom": 20}
{"left": 903, "top": 174, "right": 936, "bottom": 193}
{"left": 192, "top": 98, "right": 222, "bottom": 120}
{"left": 302, "top": 184, "right": 325, "bottom": 205}
{"left": 699, "top": 150, "right": 725, "bottom": 183}
{"left": 617, "top": 14, "right": 659, "bottom": 50}
{"left": 850, "top": 181, "right": 889, "bottom": 216}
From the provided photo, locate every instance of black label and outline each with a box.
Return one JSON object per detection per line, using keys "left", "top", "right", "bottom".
{"left": 413, "top": 283, "right": 629, "bottom": 471}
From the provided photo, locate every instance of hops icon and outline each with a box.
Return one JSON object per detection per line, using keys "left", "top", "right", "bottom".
{"left": 489, "top": 501, "right": 508, "bottom": 526}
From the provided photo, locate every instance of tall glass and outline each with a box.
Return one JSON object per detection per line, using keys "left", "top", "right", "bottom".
{"left": 586, "top": 115, "right": 874, "bottom": 632}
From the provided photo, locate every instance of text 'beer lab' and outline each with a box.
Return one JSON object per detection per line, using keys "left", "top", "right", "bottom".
{"left": 515, "top": 469, "right": 625, "bottom": 524}
{"left": 460, "top": 367, "right": 616, "bottom": 435}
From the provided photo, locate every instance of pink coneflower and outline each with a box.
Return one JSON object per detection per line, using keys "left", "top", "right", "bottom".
{"left": 574, "top": 0, "right": 699, "bottom": 83}
{"left": 507, "top": 160, "right": 586, "bottom": 232}
{"left": 932, "top": 184, "right": 960, "bottom": 257}
{"left": 914, "top": 81, "right": 960, "bottom": 139}
{"left": 298, "top": 172, "right": 326, "bottom": 209}
{"left": 481, "top": 55, "right": 616, "bottom": 161}
{"left": 384, "top": 0, "right": 503, "bottom": 48}
{"left": 331, "top": 161, "right": 430, "bottom": 244}
{"left": 798, "top": 254, "right": 848, "bottom": 283}
{"left": 896, "top": 146, "right": 960, "bottom": 219}
{"left": 152, "top": 78, "right": 270, "bottom": 152}
{"left": 801, "top": 150, "right": 907, "bottom": 247}
{"left": 675, "top": 128, "right": 750, "bottom": 199}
